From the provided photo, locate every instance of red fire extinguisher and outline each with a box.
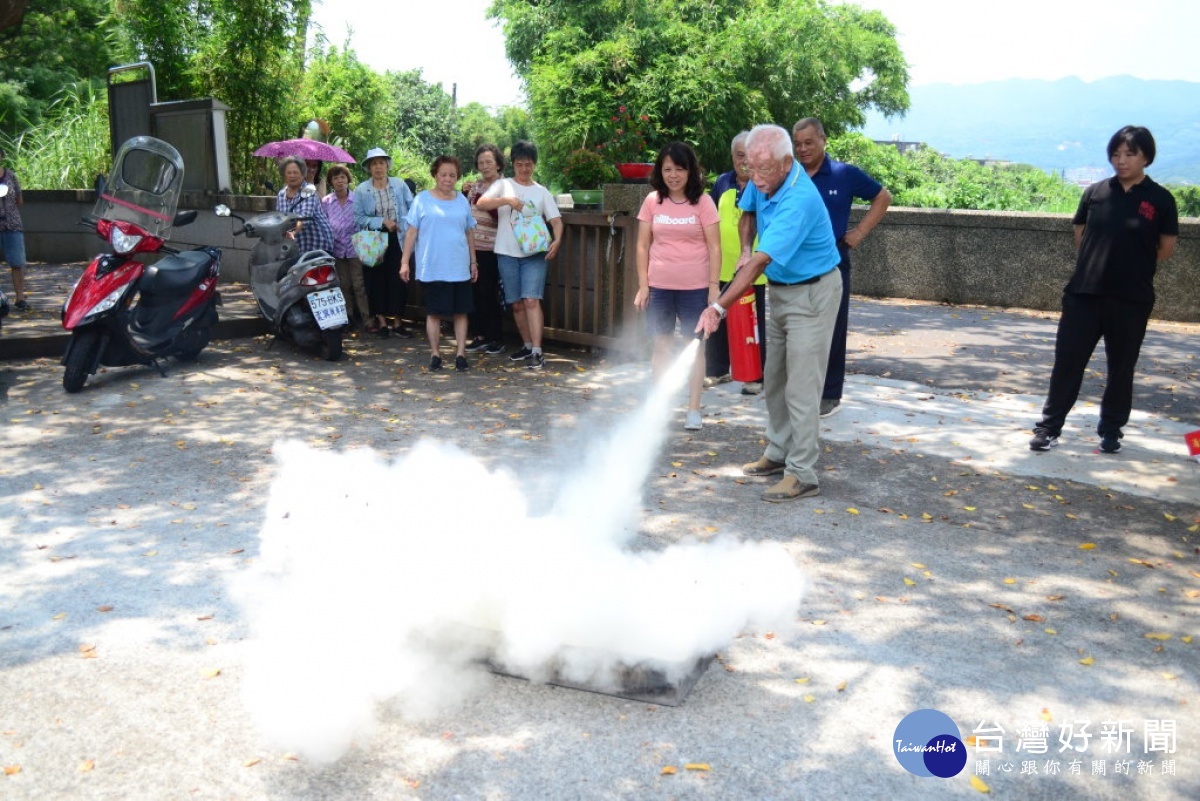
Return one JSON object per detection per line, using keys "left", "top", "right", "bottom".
{"left": 727, "top": 289, "right": 762, "bottom": 383}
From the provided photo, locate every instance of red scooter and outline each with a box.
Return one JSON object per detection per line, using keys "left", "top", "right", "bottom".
{"left": 61, "top": 136, "right": 221, "bottom": 392}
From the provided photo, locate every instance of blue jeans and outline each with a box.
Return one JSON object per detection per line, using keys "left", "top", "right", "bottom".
{"left": 497, "top": 253, "right": 548, "bottom": 302}
{"left": 0, "top": 230, "right": 26, "bottom": 268}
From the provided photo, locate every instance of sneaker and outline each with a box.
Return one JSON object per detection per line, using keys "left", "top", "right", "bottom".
{"left": 429, "top": 355, "right": 443, "bottom": 371}
{"left": 1029, "top": 427, "right": 1059, "bottom": 451}
{"left": 819, "top": 399, "right": 841, "bottom": 417}
{"left": 394, "top": 326, "right": 414, "bottom": 339}
{"left": 14, "top": 300, "right": 30, "bottom": 312}
{"left": 510, "top": 346, "right": 533, "bottom": 362}
{"left": 465, "top": 337, "right": 489, "bottom": 353}
{"left": 1099, "top": 431, "right": 1122, "bottom": 454}
{"left": 455, "top": 355, "right": 469, "bottom": 372}
{"left": 741, "top": 381, "right": 763, "bottom": 395}
{"left": 742, "top": 457, "right": 786, "bottom": 476}
{"left": 703, "top": 374, "right": 731, "bottom": 388}
{"left": 484, "top": 341, "right": 507, "bottom": 355}
{"left": 685, "top": 409, "right": 703, "bottom": 430}
{"left": 762, "top": 475, "right": 820, "bottom": 502}
{"left": 528, "top": 352, "right": 545, "bottom": 370}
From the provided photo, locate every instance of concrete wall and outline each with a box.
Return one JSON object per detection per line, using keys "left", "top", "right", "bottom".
{"left": 22, "top": 190, "right": 274, "bottom": 283}
{"left": 850, "top": 207, "right": 1200, "bottom": 323}
{"left": 21, "top": 191, "right": 1200, "bottom": 322}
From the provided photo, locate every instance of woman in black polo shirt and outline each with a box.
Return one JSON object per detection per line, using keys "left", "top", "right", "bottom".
{"left": 1030, "top": 126, "right": 1179, "bottom": 454}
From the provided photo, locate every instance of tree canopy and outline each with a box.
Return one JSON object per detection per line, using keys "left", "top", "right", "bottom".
{"left": 0, "top": 0, "right": 123, "bottom": 134}
{"left": 488, "top": 0, "right": 910, "bottom": 175}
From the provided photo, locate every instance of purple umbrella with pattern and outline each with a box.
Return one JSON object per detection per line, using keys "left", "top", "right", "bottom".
{"left": 253, "top": 139, "right": 356, "bottom": 163}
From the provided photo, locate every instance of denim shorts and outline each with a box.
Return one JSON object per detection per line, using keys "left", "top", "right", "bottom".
{"left": 0, "top": 231, "right": 26, "bottom": 268}
{"left": 647, "top": 287, "right": 708, "bottom": 337}
{"left": 497, "top": 253, "right": 548, "bottom": 303}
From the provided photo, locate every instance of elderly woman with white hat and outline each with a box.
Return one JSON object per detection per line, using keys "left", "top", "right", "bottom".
{"left": 353, "top": 147, "right": 415, "bottom": 337}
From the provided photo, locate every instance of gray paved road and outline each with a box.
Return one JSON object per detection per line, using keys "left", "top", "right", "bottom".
{"left": 1, "top": 298, "right": 1197, "bottom": 800}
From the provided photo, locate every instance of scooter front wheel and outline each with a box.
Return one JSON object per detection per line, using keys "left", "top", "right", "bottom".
{"left": 63, "top": 329, "right": 102, "bottom": 393}
{"left": 318, "top": 329, "right": 342, "bottom": 362}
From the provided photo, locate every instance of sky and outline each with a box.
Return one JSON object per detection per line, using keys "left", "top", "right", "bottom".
{"left": 309, "top": 0, "right": 1200, "bottom": 110}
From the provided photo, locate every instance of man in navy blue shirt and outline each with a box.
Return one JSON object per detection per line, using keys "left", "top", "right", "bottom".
{"left": 793, "top": 118, "right": 892, "bottom": 418}
{"left": 696, "top": 124, "right": 841, "bottom": 502}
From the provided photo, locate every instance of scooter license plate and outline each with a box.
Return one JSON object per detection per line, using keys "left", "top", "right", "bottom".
{"left": 307, "top": 288, "right": 348, "bottom": 330}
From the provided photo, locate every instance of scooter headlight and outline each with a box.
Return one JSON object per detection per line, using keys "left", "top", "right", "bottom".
{"left": 83, "top": 285, "right": 129, "bottom": 322}
{"left": 109, "top": 226, "right": 144, "bottom": 255}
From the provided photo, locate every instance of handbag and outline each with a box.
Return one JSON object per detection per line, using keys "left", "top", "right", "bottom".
{"left": 511, "top": 200, "right": 550, "bottom": 256}
{"left": 352, "top": 229, "right": 387, "bottom": 267}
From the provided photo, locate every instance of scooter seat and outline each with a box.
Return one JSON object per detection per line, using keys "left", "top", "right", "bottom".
{"left": 276, "top": 253, "right": 300, "bottom": 282}
{"left": 141, "top": 250, "right": 213, "bottom": 296}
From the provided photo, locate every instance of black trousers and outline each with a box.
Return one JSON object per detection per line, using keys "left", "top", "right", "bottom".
{"left": 366, "top": 230, "right": 407, "bottom": 319}
{"left": 706, "top": 282, "right": 767, "bottom": 378}
{"left": 821, "top": 245, "right": 852, "bottom": 401}
{"left": 469, "top": 250, "right": 504, "bottom": 342}
{"left": 1038, "top": 292, "right": 1152, "bottom": 436}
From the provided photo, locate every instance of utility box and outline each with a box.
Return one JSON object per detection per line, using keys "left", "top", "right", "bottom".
{"left": 150, "top": 98, "right": 232, "bottom": 194}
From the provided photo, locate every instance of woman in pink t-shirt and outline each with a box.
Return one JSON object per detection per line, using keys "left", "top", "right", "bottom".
{"left": 635, "top": 142, "right": 721, "bottom": 430}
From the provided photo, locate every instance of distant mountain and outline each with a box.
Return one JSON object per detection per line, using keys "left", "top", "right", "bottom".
{"left": 861, "top": 76, "right": 1200, "bottom": 184}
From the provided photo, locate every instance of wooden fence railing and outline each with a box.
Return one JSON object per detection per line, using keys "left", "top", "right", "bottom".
{"left": 541, "top": 210, "right": 639, "bottom": 349}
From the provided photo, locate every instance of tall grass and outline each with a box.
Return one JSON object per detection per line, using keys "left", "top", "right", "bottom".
{"left": 0, "top": 83, "right": 111, "bottom": 190}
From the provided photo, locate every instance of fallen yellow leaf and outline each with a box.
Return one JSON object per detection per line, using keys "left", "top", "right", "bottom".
{"left": 1078, "top": 543, "right": 1096, "bottom": 550}
{"left": 836, "top": 680, "right": 847, "bottom": 692}
{"left": 1164, "top": 513, "right": 1177, "bottom": 522}
{"left": 846, "top": 507, "right": 860, "bottom": 515}
{"left": 1079, "top": 656, "right": 1095, "bottom": 666}
{"left": 79, "top": 759, "right": 94, "bottom": 772}
{"left": 1181, "top": 636, "right": 1193, "bottom": 644}
{"left": 811, "top": 620, "right": 827, "bottom": 626}
{"left": 910, "top": 563, "right": 926, "bottom": 569}
{"left": 794, "top": 677, "right": 810, "bottom": 684}
{"left": 921, "top": 512, "right": 933, "bottom": 520}
{"left": 4, "top": 765, "right": 21, "bottom": 776}
{"left": 1040, "top": 707, "right": 1052, "bottom": 721}
{"left": 963, "top": 506, "right": 976, "bottom": 511}
{"left": 201, "top": 668, "right": 222, "bottom": 678}
{"left": 96, "top": 605, "right": 114, "bottom": 613}
{"left": 903, "top": 578, "right": 917, "bottom": 586}
{"left": 243, "top": 758, "right": 262, "bottom": 768}
{"left": 684, "top": 763, "right": 711, "bottom": 771}
{"left": 970, "top": 774, "right": 991, "bottom": 793}
{"left": 1003, "top": 578, "right": 1017, "bottom": 585}
{"left": 1044, "top": 628, "right": 1058, "bottom": 635}
{"left": 52, "top": 612, "right": 67, "bottom": 621}
{"left": 1022, "top": 503, "right": 1036, "bottom": 509}
{"left": 1144, "top": 632, "right": 1172, "bottom": 641}
{"left": 803, "top": 694, "right": 816, "bottom": 703}
{"left": 965, "top": 735, "right": 977, "bottom": 747}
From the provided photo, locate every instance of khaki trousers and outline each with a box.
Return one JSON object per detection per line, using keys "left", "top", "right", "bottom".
{"left": 762, "top": 269, "right": 842, "bottom": 485}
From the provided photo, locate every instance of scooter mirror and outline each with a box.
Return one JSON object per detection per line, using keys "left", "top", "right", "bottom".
{"left": 214, "top": 205, "right": 231, "bottom": 217}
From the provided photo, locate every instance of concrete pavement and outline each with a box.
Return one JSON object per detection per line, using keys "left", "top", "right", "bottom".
{"left": 1, "top": 283, "right": 1198, "bottom": 800}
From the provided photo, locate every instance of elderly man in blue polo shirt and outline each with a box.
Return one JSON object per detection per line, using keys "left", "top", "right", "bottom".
{"left": 793, "top": 117, "right": 892, "bottom": 418}
{"left": 696, "top": 124, "right": 842, "bottom": 502}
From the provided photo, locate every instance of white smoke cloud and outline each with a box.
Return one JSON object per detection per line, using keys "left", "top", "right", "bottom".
{"left": 236, "top": 342, "right": 807, "bottom": 761}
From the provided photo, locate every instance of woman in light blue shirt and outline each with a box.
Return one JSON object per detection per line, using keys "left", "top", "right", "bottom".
{"left": 353, "top": 147, "right": 415, "bottom": 337}
{"left": 401, "top": 156, "right": 478, "bottom": 372}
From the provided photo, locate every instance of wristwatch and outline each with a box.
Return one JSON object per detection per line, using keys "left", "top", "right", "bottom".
{"left": 709, "top": 302, "right": 727, "bottom": 320}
